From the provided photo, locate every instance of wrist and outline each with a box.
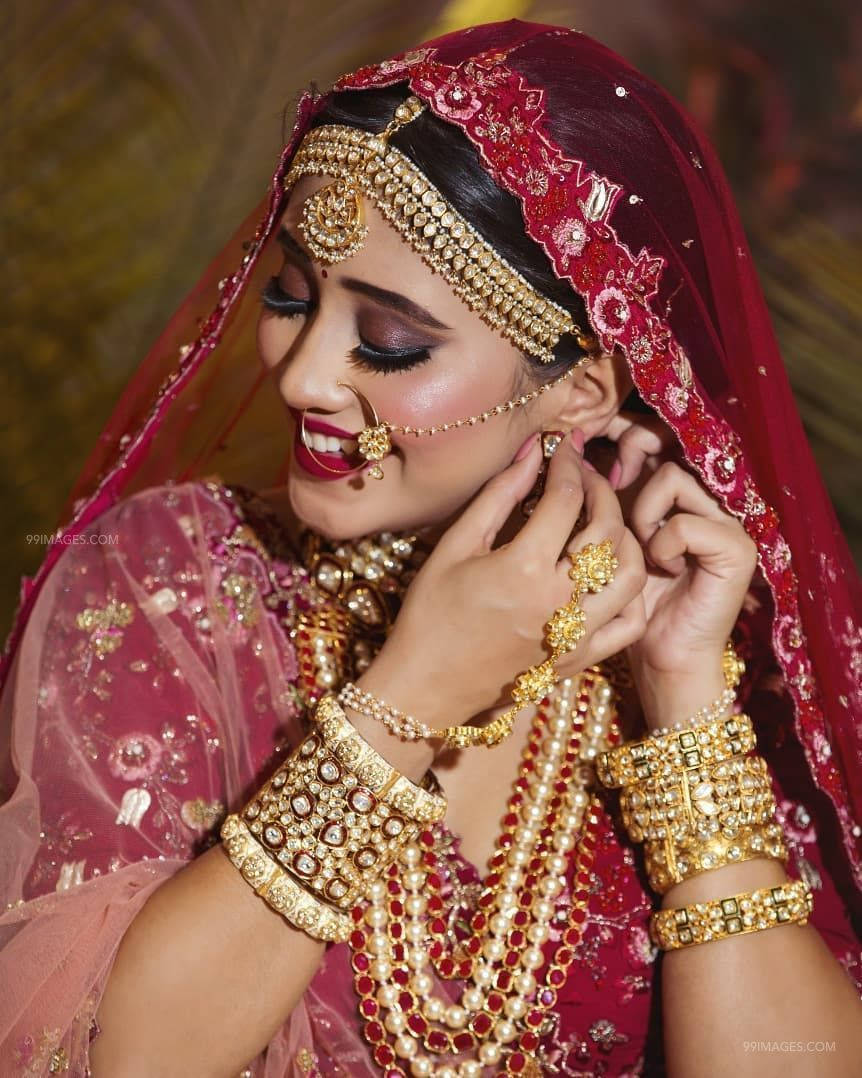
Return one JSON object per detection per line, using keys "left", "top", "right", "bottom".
{"left": 660, "top": 857, "right": 789, "bottom": 909}
{"left": 345, "top": 658, "right": 439, "bottom": 782}
{"left": 632, "top": 655, "right": 728, "bottom": 732}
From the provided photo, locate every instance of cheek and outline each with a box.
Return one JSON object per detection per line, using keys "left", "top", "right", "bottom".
{"left": 257, "top": 314, "right": 297, "bottom": 371}
{"left": 388, "top": 371, "right": 523, "bottom": 477}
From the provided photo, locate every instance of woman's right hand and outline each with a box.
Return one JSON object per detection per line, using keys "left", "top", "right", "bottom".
{"left": 358, "top": 429, "right": 648, "bottom": 731}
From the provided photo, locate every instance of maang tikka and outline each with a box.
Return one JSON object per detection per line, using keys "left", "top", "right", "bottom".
{"left": 286, "top": 94, "right": 598, "bottom": 482}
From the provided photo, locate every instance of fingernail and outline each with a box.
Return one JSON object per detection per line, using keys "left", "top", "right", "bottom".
{"left": 582, "top": 459, "right": 597, "bottom": 472}
{"left": 514, "top": 433, "right": 537, "bottom": 461}
{"left": 569, "top": 427, "right": 585, "bottom": 454}
{"left": 608, "top": 459, "right": 622, "bottom": 489}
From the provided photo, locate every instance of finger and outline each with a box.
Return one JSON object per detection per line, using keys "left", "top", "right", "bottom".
{"left": 512, "top": 430, "right": 587, "bottom": 565}
{"left": 604, "top": 411, "right": 674, "bottom": 490}
{"left": 630, "top": 461, "right": 728, "bottom": 547}
{"left": 646, "top": 513, "right": 757, "bottom": 580}
{"left": 436, "top": 435, "right": 543, "bottom": 558}
{"left": 583, "top": 591, "right": 647, "bottom": 664}
{"left": 554, "top": 470, "right": 626, "bottom": 581}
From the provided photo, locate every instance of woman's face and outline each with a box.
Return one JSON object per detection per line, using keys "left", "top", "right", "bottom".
{"left": 257, "top": 175, "right": 582, "bottom": 541}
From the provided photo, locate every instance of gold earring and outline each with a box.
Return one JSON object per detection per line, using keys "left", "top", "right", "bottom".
{"left": 519, "top": 431, "right": 565, "bottom": 517}
{"left": 335, "top": 381, "right": 390, "bottom": 480}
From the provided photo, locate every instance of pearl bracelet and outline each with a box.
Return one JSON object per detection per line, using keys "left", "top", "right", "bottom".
{"left": 647, "top": 684, "right": 736, "bottom": 738}
{"left": 338, "top": 680, "right": 434, "bottom": 742}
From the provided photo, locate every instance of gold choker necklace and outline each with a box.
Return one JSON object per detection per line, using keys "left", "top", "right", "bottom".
{"left": 293, "top": 527, "right": 432, "bottom": 707}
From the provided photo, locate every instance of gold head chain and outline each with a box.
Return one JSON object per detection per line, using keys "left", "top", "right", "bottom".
{"left": 284, "top": 95, "right": 596, "bottom": 479}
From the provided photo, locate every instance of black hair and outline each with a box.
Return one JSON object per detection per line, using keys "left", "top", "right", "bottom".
{"left": 306, "top": 83, "right": 594, "bottom": 388}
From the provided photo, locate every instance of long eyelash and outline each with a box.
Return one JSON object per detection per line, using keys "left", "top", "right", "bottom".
{"left": 262, "top": 276, "right": 432, "bottom": 374}
{"left": 348, "top": 337, "right": 432, "bottom": 375}
{"left": 260, "top": 276, "right": 308, "bottom": 317}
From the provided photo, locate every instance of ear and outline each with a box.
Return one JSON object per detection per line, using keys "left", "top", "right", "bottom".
{"left": 545, "top": 350, "right": 633, "bottom": 439}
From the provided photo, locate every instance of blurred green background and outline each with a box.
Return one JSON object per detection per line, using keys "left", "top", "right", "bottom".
{"left": 3, "top": 0, "right": 861, "bottom": 639}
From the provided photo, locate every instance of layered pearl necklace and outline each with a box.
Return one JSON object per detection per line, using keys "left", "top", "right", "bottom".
{"left": 347, "top": 670, "right": 620, "bottom": 1077}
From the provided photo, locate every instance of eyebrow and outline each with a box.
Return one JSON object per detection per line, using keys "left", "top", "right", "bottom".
{"left": 276, "top": 225, "right": 452, "bottom": 332}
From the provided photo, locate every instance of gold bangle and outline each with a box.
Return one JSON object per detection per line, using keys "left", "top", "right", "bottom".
{"left": 596, "top": 712, "right": 756, "bottom": 789}
{"left": 650, "top": 877, "right": 813, "bottom": 950}
{"left": 311, "top": 695, "right": 446, "bottom": 824}
{"left": 223, "top": 695, "right": 446, "bottom": 937}
{"left": 220, "top": 814, "right": 352, "bottom": 942}
{"left": 619, "top": 752, "right": 777, "bottom": 845}
{"left": 644, "top": 820, "right": 788, "bottom": 895}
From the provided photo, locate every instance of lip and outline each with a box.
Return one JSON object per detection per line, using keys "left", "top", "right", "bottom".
{"left": 288, "top": 405, "right": 356, "bottom": 440}
{"left": 290, "top": 417, "right": 368, "bottom": 481}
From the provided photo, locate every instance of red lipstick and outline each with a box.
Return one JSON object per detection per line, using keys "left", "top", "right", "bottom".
{"left": 288, "top": 406, "right": 367, "bottom": 481}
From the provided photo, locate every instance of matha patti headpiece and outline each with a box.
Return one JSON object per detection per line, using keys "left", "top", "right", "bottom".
{"left": 284, "top": 96, "right": 583, "bottom": 364}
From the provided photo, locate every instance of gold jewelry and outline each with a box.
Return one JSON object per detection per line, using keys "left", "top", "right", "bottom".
{"left": 567, "top": 539, "right": 619, "bottom": 597}
{"left": 645, "top": 820, "right": 788, "bottom": 895}
{"left": 220, "top": 695, "right": 447, "bottom": 941}
{"left": 619, "top": 752, "right": 777, "bottom": 845}
{"left": 336, "top": 380, "right": 388, "bottom": 480}
{"left": 349, "top": 671, "right": 618, "bottom": 1073}
{"left": 442, "top": 535, "right": 618, "bottom": 748}
{"left": 312, "top": 695, "right": 446, "bottom": 824}
{"left": 650, "top": 877, "right": 813, "bottom": 950}
{"left": 545, "top": 540, "right": 620, "bottom": 653}
{"left": 519, "top": 429, "right": 566, "bottom": 518}
{"left": 327, "top": 369, "right": 579, "bottom": 483}
{"left": 221, "top": 814, "right": 352, "bottom": 941}
{"left": 595, "top": 712, "right": 756, "bottom": 789}
{"left": 545, "top": 600, "right": 587, "bottom": 652}
{"left": 294, "top": 527, "right": 430, "bottom": 705}
{"left": 337, "top": 679, "right": 434, "bottom": 742}
{"left": 286, "top": 97, "right": 590, "bottom": 363}
{"left": 620, "top": 749, "right": 789, "bottom": 893}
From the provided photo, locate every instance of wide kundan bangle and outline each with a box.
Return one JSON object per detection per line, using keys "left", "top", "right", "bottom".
{"left": 220, "top": 694, "right": 446, "bottom": 942}
{"left": 645, "top": 820, "right": 788, "bottom": 895}
{"left": 595, "top": 712, "right": 756, "bottom": 790}
{"left": 650, "top": 877, "right": 813, "bottom": 950}
{"left": 221, "top": 814, "right": 352, "bottom": 941}
{"left": 619, "top": 752, "right": 777, "bottom": 845}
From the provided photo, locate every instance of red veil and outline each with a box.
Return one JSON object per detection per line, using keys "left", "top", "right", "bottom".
{"left": 3, "top": 16, "right": 861, "bottom": 917}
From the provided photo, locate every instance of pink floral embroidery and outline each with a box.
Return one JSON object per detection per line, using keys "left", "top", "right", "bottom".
{"left": 431, "top": 79, "right": 482, "bottom": 121}
{"left": 665, "top": 385, "right": 689, "bottom": 416}
{"left": 591, "top": 286, "right": 631, "bottom": 335}
{"left": 552, "top": 217, "right": 588, "bottom": 259}
{"left": 107, "top": 732, "right": 163, "bottom": 781}
{"left": 703, "top": 447, "right": 739, "bottom": 494}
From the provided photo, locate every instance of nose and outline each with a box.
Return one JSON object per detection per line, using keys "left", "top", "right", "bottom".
{"left": 273, "top": 307, "right": 359, "bottom": 422}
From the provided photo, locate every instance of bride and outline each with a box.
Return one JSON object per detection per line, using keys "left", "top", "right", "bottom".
{"left": 1, "top": 20, "right": 860, "bottom": 1077}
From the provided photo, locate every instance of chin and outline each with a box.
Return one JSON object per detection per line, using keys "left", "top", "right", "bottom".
{"left": 287, "top": 474, "right": 395, "bottom": 541}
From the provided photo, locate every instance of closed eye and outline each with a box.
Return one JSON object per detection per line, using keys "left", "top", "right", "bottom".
{"left": 260, "top": 277, "right": 433, "bottom": 374}
{"left": 260, "top": 276, "right": 309, "bottom": 317}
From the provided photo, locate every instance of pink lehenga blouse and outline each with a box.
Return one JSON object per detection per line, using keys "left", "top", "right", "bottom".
{"left": 1, "top": 477, "right": 858, "bottom": 1076}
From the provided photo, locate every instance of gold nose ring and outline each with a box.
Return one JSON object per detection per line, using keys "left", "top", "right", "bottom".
{"left": 336, "top": 380, "right": 391, "bottom": 480}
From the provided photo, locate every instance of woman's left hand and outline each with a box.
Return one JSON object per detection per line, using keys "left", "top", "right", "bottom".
{"left": 603, "top": 413, "right": 759, "bottom": 730}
